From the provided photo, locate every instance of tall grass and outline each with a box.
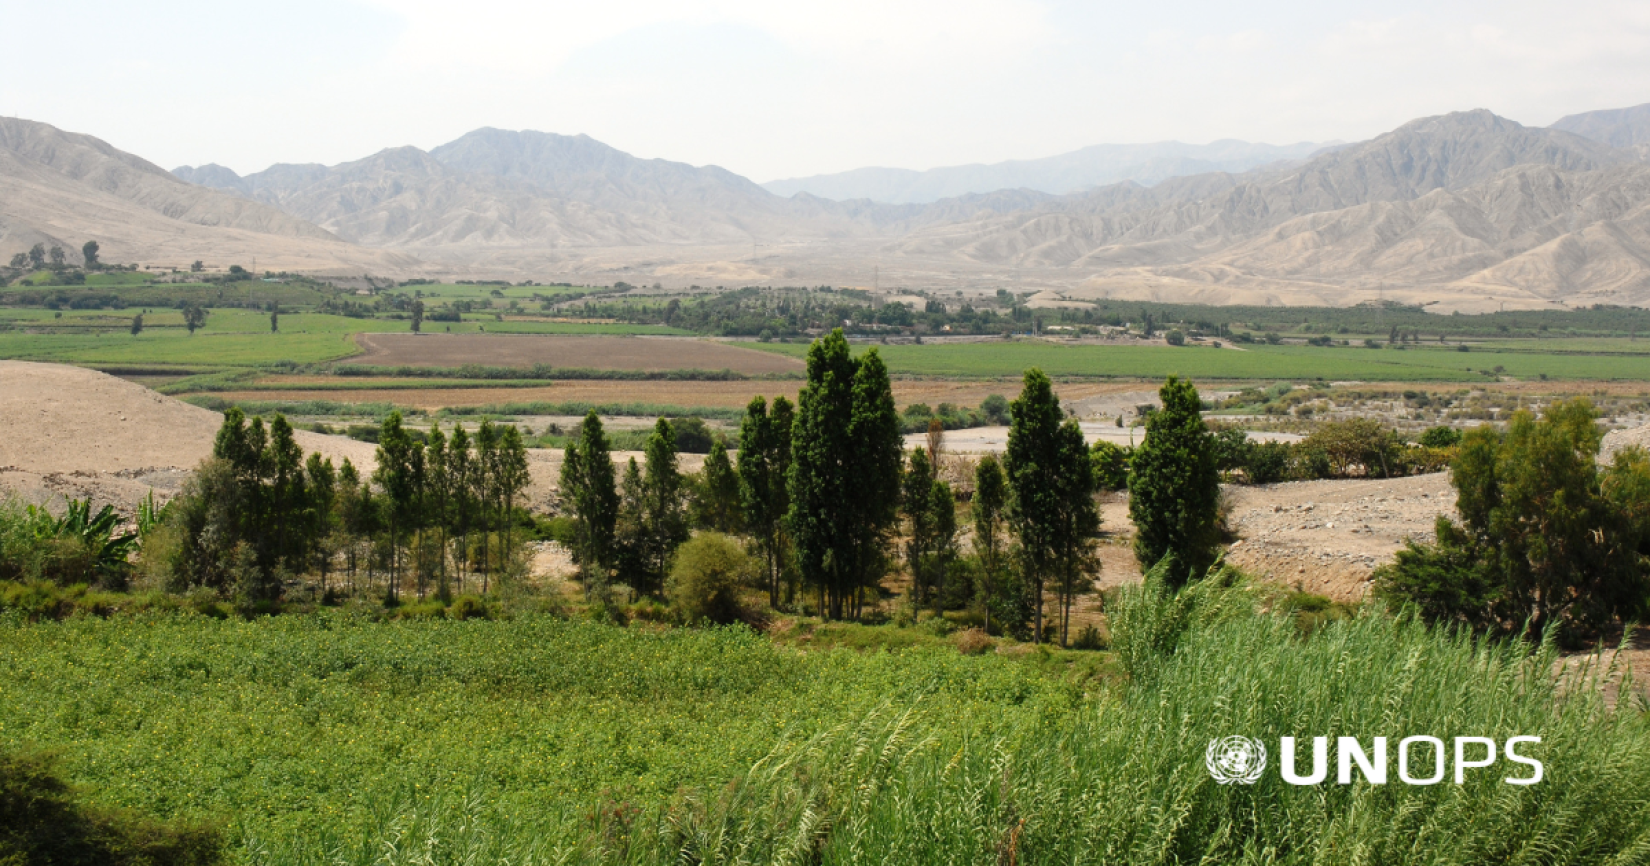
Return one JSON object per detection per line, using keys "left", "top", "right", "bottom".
{"left": 261, "top": 583, "right": 1650, "bottom": 865}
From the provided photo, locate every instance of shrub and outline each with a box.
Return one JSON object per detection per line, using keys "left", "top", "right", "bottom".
{"left": 1244, "top": 440, "right": 1292, "bottom": 484}
{"left": 1418, "top": 425, "right": 1462, "bottom": 449}
{"left": 448, "top": 595, "right": 490, "bottom": 620}
{"left": 666, "top": 532, "right": 751, "bottom": 624}
{"left": 1090, "top": 441, "right": 1130, "bottom": 490}
{"left": 953, "top": 627, "right": 993, "bottom": 655}
{"left": 1071, "top": 623, "right": 1105, "bottom": 650}
{"left": 1302, "top": 418, "right": 1403, "bottom": 477}
{"left": 1164, "top": 329, "right": 1185, "bottom": 346}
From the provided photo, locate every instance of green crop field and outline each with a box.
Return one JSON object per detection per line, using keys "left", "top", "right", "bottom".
{"left": 0, "top": 309, "right": 695, "bottom": 369}
{"left": 397, "top": 282, "right": 592, "bottom": 301}
{"left": 0, "top": 613, "right": 1074, "bottom": 856}
{"left": 748, "top": 339, "right": 1650, "bottom": 382}
{"left": 2, "top": 583, "right": 1646, "bottom": 864}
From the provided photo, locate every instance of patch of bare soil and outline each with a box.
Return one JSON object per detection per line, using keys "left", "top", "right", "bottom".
{"left": 1222, "top": 474, "right": 1456, "bottom": 601}
{"left": 0, "top": 361, "right": 701, "bottom": 515}
{"left": 0, "top": 361, "right": 377, "bottom": 511}
{"left": 354, "top": 333, "right": 805, "bottom": 374}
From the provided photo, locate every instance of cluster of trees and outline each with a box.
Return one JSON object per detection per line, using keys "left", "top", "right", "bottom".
{"left": 555, "top": 329, "right": 1223, "bottom": 645}
{"left": 1375, "top": 399, "right": 1650, "bottom": 640}
{"left": 5, "top": 241, "right": 103, "bottom": 274}
{"left": 155, "top": 409, "right": 530, "bottom": 605}
{"left": 1090, "top": 418, "right": 1456, "bottom": 492}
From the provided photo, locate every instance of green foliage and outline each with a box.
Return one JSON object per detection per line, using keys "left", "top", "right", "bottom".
{"left": 0, "top": 497, "right": 136, "bottom": 589}
{"left": 666, "top": 532, "right": 752, "bottom": 624}
{"left": 1301, "top": 417, "right": 1403, "bottom": 477}
{"left": 1129, "top": 376, "right": 1222, "bottom": 586}
{"left": 1419, "top": 425, "right": 1463, "bottom": 448}
{"left": 1163, "top": 328, "right": 1185, "bottom": 346}
{"left": 0, "top": 749, "right": 221, "bottom": 866}
{"left": 738, "top": 396, "right": 794, "bottom": 608}
{"left": 112, "top": 596, "right": 1650, "bottom": 864}
{"left": 560, "top": 412, "right": 619, "bottom": 594}
{"left": 693, "top": 438, "right": 742, "bottom": 533}
{"left": 614, "top": 418, "right": 689, "bottom": 596}
{"left": 788, "top": 330, "right": 903, "bottom": 619}
{"left": 970, "top": 455, "right": 1017, "bottom": 634}
{"left": 1376, "top": 399, "right": 1650, "bottom": 639}
{"left": 0, "top": 613, "right": 1076, "bottom": 860}
{"left": 1090, "top": 441, "right": 1131, "bottom": 491}
{"left": 1005, "top": 369, "right": 1100, "bottom": 645}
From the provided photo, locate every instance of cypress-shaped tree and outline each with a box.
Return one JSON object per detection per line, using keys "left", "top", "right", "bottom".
{"left": 1004, "top": 369, "right": 1100, "bottom": 645}
{"left": 789, "top": 330, "right": 901, "bottom": 619}
{"left": 560, "top": 411, "right": 619, "bottom": 597}
{"left": 739, "top": 396, "right": 794, "bottom": 608}
{"left": 373, "top": 411, "right": 424, "bottom": 602}
{"left": 902, "top": 447, "right": 938, "bottom": 608}
{"left": 697, "top": 438, "right": 742, "bottom": 533}
{"left": 1129, "top": 375, "right": 1221, "bottom": 586}
{"left": 972, "top": 454, "right": 1011, "bottom": 634}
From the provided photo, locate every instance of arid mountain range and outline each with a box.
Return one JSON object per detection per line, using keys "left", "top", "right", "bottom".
{"left": 5, "top": 103, "right": 1650, "bottom": 310}
{"left": 761, "top": 139, "right": 1334, "bottom": 204}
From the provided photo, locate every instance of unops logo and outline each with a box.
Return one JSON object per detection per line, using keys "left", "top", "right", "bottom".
{"left": 1206, "top": 736, "right": 1267, "bottom": 785}
{"left": 1204, "top": 736, "right": 1543, "bottom": 786}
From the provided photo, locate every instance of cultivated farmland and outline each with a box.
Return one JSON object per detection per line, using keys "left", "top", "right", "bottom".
{"left": 351, "top": 333, "right": 807, "bottom": 374}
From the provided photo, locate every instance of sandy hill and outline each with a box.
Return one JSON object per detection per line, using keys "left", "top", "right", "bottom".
{"left": 0, "top": 361, "right": 378, "bottom": 510}
{"left": 0, "top": 362, "right": 688, "bottom": 514}
{"left": 0, "top": 118, "right": 422, "bottom": 274}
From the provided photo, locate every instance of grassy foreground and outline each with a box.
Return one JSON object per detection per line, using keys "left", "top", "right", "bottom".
{"left": 2, "top": 582, "right": 1648, "bottom": 864}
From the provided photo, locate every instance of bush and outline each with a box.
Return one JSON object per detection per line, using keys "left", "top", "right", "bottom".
{"left": 1244, "top": 440, "right": 1292, "bottom": 484}
{"left": 1090, "top": 441, "right": 1130, "bottom": 491}
{"left": 666, "top": 533, "right": 751, "bottom": 624}
{"left": 952, "top": 627, "right": 994, "bottom": 655}
{"left": 1302, "top": 418, "right": 1402, "bottom": 478}
{"left": 1418, "top": 425, "right": 1462, "bottom": 449}
{"left": 448, "top": 595, "right": 490, "bottom": 620}
{"left": 1163, "top": 329, "right": 1185, "bottom": 346}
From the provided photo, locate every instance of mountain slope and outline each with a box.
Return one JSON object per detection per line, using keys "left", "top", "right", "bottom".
{"left": 762, "top": 139, "right": 1330, "bottom": 203}
{"left": 0, "top": 118, "right": 419, "bottom": 272}
{"left": 1552, "top": 103, "right": 1650, "bottom": 149}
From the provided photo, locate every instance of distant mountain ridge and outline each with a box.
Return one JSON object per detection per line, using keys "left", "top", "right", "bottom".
{"left": 1552, "top": 102, "right": 1650, "bottom": 149}
{"left": 0, "top": 117, "right": 416, "bottom": 273}
{"left": 761, "top": 139, "right": 1333, "bottom": 204}
{"left": 11, "top": 102, "right": 1650, "bottom": 310}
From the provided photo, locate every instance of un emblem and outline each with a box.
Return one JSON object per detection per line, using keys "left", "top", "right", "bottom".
{"left": 1206, "top": 736, "right": 1267, "bottom": 785}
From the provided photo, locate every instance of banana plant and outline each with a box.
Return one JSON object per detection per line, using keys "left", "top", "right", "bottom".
{"left": 27, "top": 497, "right": 139, "bottom": 577}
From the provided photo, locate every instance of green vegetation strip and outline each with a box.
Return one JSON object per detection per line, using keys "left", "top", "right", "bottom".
{"left": 750, "top": 340, "right": 1650, "bottom": 381}
{"left": 333, "top": 364, "right": 776, "bottom": 381}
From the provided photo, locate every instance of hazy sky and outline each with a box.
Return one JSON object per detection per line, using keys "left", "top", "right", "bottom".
{"left": 3, "top": 0, "right": 1647, "bottom": 181}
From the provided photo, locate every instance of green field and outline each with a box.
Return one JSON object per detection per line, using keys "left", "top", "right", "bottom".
{"left": 0, "top": 613, "right": 1072, "bottom": 853}
{"left": 2, "top": 587, "right": 1646, "bottom": 863}
{"left": 0, "top": 309, "right": 693, "bottom": 368}
{"left": 749, "top": 339, "right": 1650, "bottom": 382}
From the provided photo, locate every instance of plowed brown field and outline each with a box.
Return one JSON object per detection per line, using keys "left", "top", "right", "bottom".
{"left": 354, "top": 333, "right": 805, "bottom": 374}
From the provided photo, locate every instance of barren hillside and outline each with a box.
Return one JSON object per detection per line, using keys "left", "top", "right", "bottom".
{"left": 0, "top": 118, "right": 422, "bottom": 273}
